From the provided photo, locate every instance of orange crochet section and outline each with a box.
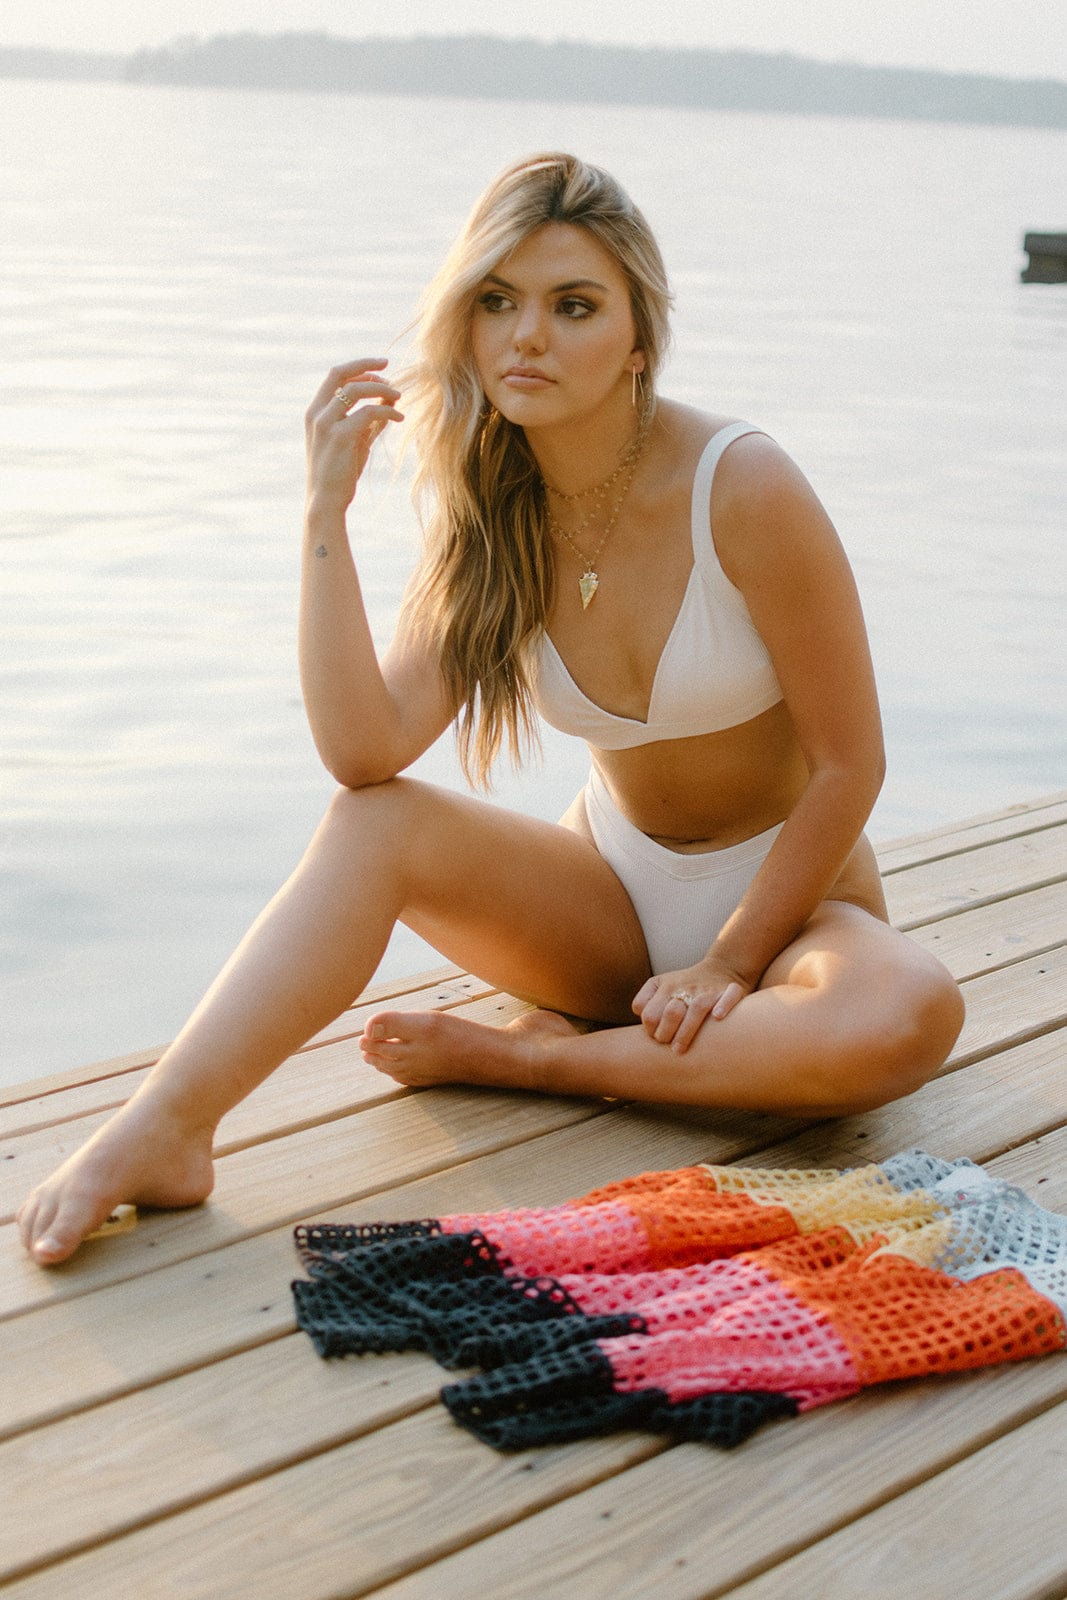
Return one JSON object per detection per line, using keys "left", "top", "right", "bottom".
{"left": 786, "top": 1249, "right": 1067, "bottom": 1383}
{"left": 575, "top": 1165, "right": 799, "bottom": 1267}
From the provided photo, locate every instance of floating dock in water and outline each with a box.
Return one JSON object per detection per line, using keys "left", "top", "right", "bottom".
{"left": 1021, "top": 231, "right": 1067, "bottom": 281}
{"left": 0, "top": 791, "right": 1065, "bottom": 1597}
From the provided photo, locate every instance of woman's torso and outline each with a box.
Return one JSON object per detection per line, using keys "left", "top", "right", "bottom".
{"left": 532, "top": 402, "right": 810, "bottom": 851}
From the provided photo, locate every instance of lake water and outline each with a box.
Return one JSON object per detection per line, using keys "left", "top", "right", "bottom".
{"left": 1, "top": 77, "right": 1064, "bottom": 1085}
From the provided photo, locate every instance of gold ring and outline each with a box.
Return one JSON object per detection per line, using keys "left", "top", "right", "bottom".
{"left": 335, "top": 386, "right": 350, "bottom": 406}
{"left": 671, "top": 991, "right": 693, "bottom": 1005}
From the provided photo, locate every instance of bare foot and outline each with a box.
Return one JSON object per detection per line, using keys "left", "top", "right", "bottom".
{"left": 16, "top": 1092, "right": 216, "bottom": 1267}
{"left": 360, "top": 1006, "right": 583, "bottom": 1091}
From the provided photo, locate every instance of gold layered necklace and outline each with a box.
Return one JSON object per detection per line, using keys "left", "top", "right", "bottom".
{"left": 542, "top": 417, "right": 650, "bottom": 610}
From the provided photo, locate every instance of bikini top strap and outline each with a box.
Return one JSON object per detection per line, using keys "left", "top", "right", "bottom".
{"left": 690, "top": 422, "right": 766, "bottom": 573}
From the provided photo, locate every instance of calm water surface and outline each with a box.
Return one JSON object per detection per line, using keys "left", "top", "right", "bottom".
{"left": 1, "top": 79, "right": 1064, "bottom": 1082}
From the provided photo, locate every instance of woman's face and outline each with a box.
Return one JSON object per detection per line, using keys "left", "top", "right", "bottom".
{"left": 470, "top": 222, "right": 643, "bottom": 430}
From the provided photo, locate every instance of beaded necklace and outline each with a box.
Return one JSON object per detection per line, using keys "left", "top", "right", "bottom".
{"left": 542, "top": 416, "right": 650, "bottom": 610}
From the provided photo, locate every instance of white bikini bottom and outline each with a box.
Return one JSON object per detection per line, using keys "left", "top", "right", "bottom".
{"left": 583, "top": 765, "right": 783, "bottom": 975}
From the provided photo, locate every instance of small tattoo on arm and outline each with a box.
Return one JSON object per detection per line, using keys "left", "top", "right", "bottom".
{"left": 314, "top": 544, "right": 328, "bottom": 559}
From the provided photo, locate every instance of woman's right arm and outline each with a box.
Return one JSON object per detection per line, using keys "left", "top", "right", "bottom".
{"left": 299, "top": 360, "right": 453, "bottom": 788}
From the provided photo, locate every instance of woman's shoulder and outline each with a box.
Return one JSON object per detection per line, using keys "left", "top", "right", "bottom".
{"left": 654, "top": 399, "right": 791, "bottom": 489}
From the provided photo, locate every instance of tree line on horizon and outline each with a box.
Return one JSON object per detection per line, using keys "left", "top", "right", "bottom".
{"left": 2, "top": 33, "right": 1066, "bottom": 129}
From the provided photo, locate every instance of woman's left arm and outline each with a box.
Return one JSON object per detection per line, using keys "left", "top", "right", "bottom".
{"left": 638, "top": 433, "right": 886, "bottom": 1048}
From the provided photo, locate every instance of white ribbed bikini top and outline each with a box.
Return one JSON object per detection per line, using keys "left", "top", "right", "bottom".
{"left": 527, "top": 422, "right": 783, "bottom": 749}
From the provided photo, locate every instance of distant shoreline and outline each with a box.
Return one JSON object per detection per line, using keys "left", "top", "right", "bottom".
{"left": 2, "top": 33, "right": 1066, "bottom": 129}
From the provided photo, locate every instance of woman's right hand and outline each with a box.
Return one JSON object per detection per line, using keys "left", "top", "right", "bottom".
{"left": 304, "top": 358, "right": 404, "bottom": 514}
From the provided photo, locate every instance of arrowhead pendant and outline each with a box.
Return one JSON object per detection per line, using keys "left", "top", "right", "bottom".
{"left": 578, "top": 570, "right": 599, "bottom": 609}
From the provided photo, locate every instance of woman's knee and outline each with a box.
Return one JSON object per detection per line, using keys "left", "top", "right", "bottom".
{"left": 828, "top": 946, "right": 965, "bottom": 1112}
{"left": 321, "top": 775, "right": 429, "bottom": 835}
{"left": 894, "top": 954, "right": 965, "bottom": 1080}
{"left": 312, "top": 777, "right": 424, "bottom": 877}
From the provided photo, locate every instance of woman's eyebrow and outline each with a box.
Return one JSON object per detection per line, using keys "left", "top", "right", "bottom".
{"left": 482, "top": 273, "right": 609, "bottom": 293}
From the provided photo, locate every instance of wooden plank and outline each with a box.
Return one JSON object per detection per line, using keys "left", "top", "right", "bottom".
{"left": 884, "top": 825, "right": 1067, "bottom": 928}
{"left": 0, "top": 1046, "right": 166, "bottom": 1112}
{"left": 874, "top": 790, "right": 1067, "bottom": 857}
{"left": 986, "top": 1121, "right": 1067, "bottom": 1197}
{"left": 0, "top": 1065, "right": 404, "bottom": 1225}
{"left": 876, "top": 796, "right": 1067, "bottom": 872}
{"left": 301, "top": 968, "right": 488, "bottom": 1048}
{"left": 2, "top": 1068, "right": 1062, "bottom": 1542}
{"left": 0, "top": 1411, "right": 663, "bottom": 1598}
{"left": 904, "top": 881, "right": 1066, "bottom": 981}
{"left": 723, "top": 1401, "right": 1067, "bottom": 1600}
{"left": 0, "top": 1338, "right": 440, "bottom": 1582}
{"left": 0, "top": 1115, "right": 1062, "bottom": 1591}
{"left": 0, "top": 1339, "right": 663, "bottom": 1587}
{"left": 946, "top": 945, "right": 1067, "bottom": 1070}
{"left": 296, "top": 1137, "right": 1067, "bottom": 1600}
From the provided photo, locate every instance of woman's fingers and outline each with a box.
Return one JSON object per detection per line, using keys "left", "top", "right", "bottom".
{"left": 332, "top": 379, "right": 402, "bottom": 414}
{"left": 671, "top": 996, "right": 716, "bottom": 1053}
{"left": 633, "top": 969, "right": 751, "bottom": 1052}
{"left": 309, "top": 357, "right": 389, "bottom": 415}
{"left": 652, "top": 992, "right": 690, "bottom": 1044}
{"left": 304, "top": 359, "right": 405, "bottom": 508}
{"left": 711, "top": 980, "right": 747, "bottom": 1021}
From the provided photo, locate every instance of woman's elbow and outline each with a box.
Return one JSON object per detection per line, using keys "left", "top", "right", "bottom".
{"left": 319, "top": 742, "right": 402, "bottom": 791}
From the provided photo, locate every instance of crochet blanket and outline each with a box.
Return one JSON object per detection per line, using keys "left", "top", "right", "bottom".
{"left": 291, "top": 1151, "right": 1067, "bottom": 1450}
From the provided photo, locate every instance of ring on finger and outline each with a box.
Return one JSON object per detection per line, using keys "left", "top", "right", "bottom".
{"left": 671, "top": 991, "right": 693, "bottom": 1005}
{"left": 334, "top": 386, "right": 350, "bottom": 407}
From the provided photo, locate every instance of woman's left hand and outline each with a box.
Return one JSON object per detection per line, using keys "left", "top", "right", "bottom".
{"left": 632, "top": 960, "right": 752, "bottom": 1053}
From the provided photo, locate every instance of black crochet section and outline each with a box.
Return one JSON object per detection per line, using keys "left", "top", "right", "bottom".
{"left": 291, "top": 1222, "right": 796, "bottom": 1449}
{"left": 442, "top": 1345, "right": 798, "bottom": 1450}
{"left": 292, "top": 1226, "right": 644, "bottom": 1365}
{"left": 295, "top": 1218, "right": 446, "bottom": 1266}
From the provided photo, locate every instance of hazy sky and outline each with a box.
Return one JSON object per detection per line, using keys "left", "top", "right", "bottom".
{"left": 5, "top": 0, "right": 1066, "bottom": 81}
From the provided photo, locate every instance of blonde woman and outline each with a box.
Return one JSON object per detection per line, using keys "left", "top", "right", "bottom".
{"left": 19, "top": 154, "right": 964, "bottom": 1266}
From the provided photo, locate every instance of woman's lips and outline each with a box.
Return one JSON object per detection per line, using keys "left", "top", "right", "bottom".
{"left": 501, "top": 368, "right": 554, "bottom": 389}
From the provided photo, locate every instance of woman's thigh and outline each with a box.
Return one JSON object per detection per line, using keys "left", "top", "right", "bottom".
{"left": 364, "top": 779, "right": 651, "bottom": 1023}
{"left": 825, "top": 831, "right": 890, "bottom": 921}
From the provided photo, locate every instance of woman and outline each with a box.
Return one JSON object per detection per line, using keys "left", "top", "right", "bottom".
{"left": 18, "top": 153, "right": 964, "bottom": 1266}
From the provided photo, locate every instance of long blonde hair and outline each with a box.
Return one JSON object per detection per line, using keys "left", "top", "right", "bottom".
{"left": 402, "top": 153, "right": 672, "bottom": 788}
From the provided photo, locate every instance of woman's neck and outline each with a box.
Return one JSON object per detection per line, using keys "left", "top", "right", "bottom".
{"left": 524, "top": 394, "right": 647, "bottom": 496}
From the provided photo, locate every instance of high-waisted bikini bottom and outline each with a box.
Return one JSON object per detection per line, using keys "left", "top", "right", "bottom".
{"left": 583, "top": 765, "right": 783, "bottom": 975}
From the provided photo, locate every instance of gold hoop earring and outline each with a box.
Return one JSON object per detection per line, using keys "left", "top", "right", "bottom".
{"left": 631, "top": 367, "right": 644, "bottom": 409}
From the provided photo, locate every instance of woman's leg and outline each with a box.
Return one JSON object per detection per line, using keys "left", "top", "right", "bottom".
{"left": 17, "top": 779, "right": 650, "bottom": 1264}
{"left": 364, "top": 900, "right": 965, "bottom": 1117}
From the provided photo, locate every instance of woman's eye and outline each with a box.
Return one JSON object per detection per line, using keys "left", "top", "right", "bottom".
{"left": 559, "top": 298, "right": 595, "bottom": 318}
{"left": 478, "top": 292, "right": 511, "bottom": 313}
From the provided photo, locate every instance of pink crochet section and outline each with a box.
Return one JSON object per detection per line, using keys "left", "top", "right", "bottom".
{"left": 440, "top": 1201, "right": 652, "bottom": 1277}
{"left": 602, "top": 1270, "right": 860, "bottom": 1410}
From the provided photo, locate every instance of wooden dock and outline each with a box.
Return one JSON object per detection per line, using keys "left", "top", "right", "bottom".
{"left": 1, "top": 792, "right": 1065, "bottom": 1598}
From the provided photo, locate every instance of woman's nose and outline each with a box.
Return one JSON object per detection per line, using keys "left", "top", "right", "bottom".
{"left": 513, "top": 305, "right": 546, "bottom": 353}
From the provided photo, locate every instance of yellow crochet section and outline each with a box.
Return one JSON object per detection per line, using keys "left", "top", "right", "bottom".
{"left": 698, "top": 1161, "right": 947, "bottom": 1245}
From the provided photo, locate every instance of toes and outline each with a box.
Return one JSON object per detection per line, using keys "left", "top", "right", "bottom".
{"left": 22, "top": 1184, "right": 116, "bottom": 1266}
{"left": 361, "top": 1043, "right": 404, "bottom": 1070}
{"left": 16, "top": 1191, "right": 46, "bottom": 1255}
